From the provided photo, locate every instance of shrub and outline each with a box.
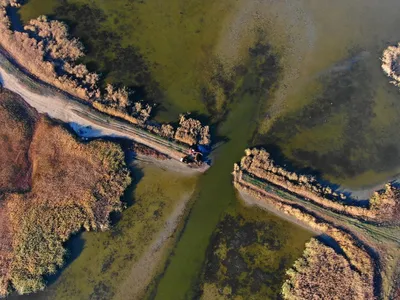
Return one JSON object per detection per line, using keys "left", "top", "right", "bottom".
{"left": 282, "top": 239, "right": 373, "bottom": 300}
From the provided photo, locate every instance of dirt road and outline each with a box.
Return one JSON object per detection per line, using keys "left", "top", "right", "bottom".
{"left": 0, "top": 52, "right": 207, "bottom": 173}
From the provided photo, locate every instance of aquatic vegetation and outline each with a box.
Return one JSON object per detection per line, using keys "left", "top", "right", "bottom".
{"left": 198, "top": 205, "right": 312, "bottom": 300}
{"left": 0, "top": 3, "right": 100, "bottom": 100}
{"left": 174, "top": 114, "right": 211, "bottom": 146}
{"left": 43, "top": 165, "right": 198, "bottom": 300}
{"left": 282, "top": 238, "right": 373, "bottom": 300}
{"left": 0, "top": 91, "right": 131, "bottom": 297}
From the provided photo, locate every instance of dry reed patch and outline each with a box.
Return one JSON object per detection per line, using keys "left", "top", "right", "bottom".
{"left": 0, "top": 89, "right": 37, "bottom": 192}
{"left": 0, "top": 203, "right": 14, "bottom": 297}
{"left": 282, "top": 238, "right": 374, "bottom": 300}
{"left": 382, "top": 43, "right": 400, "bottom": 87}
{"left": 0, "top": 109, "right": 130, "bottom": 296}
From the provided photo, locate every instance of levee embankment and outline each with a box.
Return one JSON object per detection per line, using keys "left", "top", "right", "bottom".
{"left": 232, "top": 148, "right": 400, "bottom": 299}
{"left": 0, "top": 48, "right": 209, "bottom": 172}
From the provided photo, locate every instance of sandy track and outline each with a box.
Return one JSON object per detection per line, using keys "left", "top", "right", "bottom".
{"left": 0, "top": 53, "right": 208, "bottom": 174}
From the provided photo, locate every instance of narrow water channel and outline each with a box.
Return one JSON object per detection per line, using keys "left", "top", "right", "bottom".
{"left": 153, "top": 85, "right": 260, "bottom": 299}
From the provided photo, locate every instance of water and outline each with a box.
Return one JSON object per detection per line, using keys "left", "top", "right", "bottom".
{"left": 9, "top": 163, "right": 199, "bottom": 300}
{"left": 19, "top": 0, "right": 238, "bottom": 122}
{"left": 246, "top": 0, "right": 400, "bottom": 187}
{"left": 13, "top": 0, "right": 400, "bottom": 299}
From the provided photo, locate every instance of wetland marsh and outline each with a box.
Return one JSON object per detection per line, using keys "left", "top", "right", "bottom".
{"left": 13, "top": 0, "right": 400, "bottom": 299}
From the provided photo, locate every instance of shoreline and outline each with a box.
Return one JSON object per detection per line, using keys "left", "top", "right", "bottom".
{"left": 0, "top": 49, "right": 210, "bottom": 173}
{"left": 238, "top": 189, "right": 322, "bottom": 235}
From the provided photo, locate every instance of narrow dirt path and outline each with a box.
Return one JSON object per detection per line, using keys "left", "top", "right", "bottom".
{"left": 0, "top": 52, "right": 207, "bottom": 174}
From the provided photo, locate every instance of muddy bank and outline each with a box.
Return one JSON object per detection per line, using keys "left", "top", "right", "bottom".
{"left": 238, "top": 190, "right": 321, "bottom": 235}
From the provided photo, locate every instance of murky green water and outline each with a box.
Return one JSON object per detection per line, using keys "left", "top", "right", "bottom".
{"left": 198, "top": 203, "right": 313, "bottom": 299}
{"left": 248, "top": 0, "right": 400, "bottom": 187}
{"left": 14, "top": 0, "right": 400, "bottom": 299}
{"left": 19, "top": 0, "right": 400, "bottom": 186}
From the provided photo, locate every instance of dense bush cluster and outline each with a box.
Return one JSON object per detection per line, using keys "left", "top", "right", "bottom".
{"left": 0, "top": 95, "right": 131, "bottom": 297}
{"left": 282, "top": 239, "right": 372, "bottom": 300}
{"left": 370, "top": 184, "right": 399, "bottom": 222}
{"left": 382, "top": 43, "right": 400, "bottom": 87}
{"left": 174, "top": 114, "right": 211, "bottom": 146}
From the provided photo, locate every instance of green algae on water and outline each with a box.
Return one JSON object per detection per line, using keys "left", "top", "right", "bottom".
{"left": 19, "top": 0, "right": 238, "bottom": 121}
{"left": 198, "top": 202, "right": 313, "bottom": 300}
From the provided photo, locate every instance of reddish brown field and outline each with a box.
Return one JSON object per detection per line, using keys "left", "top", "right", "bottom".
{"left": 0, "top": 89, "right": 130, "bottom": 297}
{"left": 0, "top": 89, "right": 37, "bottom": 192}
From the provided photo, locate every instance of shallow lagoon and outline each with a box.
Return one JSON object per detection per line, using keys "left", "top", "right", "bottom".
{"left": 19, "top": 0, "right": 400, "bottom": 186}
{"left": 14, "top": 0, "right": 400, "bottom": 299}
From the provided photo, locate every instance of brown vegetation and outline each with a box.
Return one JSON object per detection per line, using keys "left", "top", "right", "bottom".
{"left": 282, "top": 238, "right": 373, "bottom": 300}
{"left": 0, "top": 89, "right": 37, "bottom": 192}
{"left": 238, "top": 148, "right": 399, "bottom": 221}
{"left": 174, "top": 114, "right": 211, "bottom": 146}
{"left": 0, "top": 1, "right": 211, "bottom": 149}
{"left": 0, "top": 4, "right": 98, "bottom": 100}
{"left": 0, "top": 90, "right": 131, "bottom": 297}
{"left": 382, "top": 43, "right": 400, "bottom": 87}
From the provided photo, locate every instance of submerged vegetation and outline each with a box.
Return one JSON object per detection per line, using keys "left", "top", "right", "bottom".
{"left": 0, "top": 89, "right": 131, "bottom": 297}
{"left": 199, "top": 205, "right": 312, "bottom": 300}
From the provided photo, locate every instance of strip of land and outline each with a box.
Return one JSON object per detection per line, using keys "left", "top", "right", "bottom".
{"left": 233, "top": 148, "right": 400, "bottom": 300}
{"left": 0, "top": 49, "right": 209, "bottom": 173}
